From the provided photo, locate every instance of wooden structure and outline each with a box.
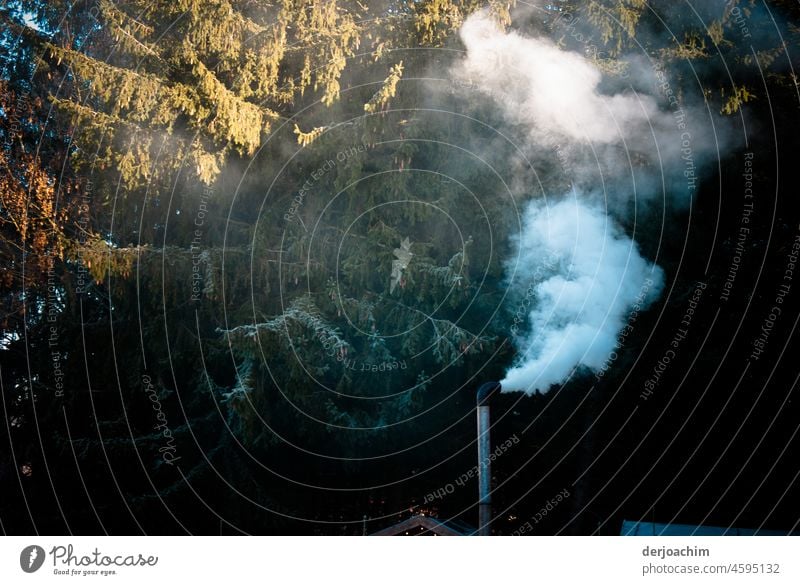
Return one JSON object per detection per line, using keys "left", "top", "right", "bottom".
{"left": 371, "top": 514, "right": 473, "bottom": 536}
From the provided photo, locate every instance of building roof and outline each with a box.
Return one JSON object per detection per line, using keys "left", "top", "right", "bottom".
{"left": 371, "top": 514, "right": 475, "bottom": 536}
{"left": 621, "top": 520, "right": 792, "bottom": 536}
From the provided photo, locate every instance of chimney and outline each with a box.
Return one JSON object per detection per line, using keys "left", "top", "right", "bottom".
{"left": 476, "top": 381, "right": 501, "bottom": 536}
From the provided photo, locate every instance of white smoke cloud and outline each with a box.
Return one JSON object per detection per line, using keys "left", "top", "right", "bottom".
{"left": 451, "top": 11, "right": 680, "bottom": 393}
{"left": 454, "top": 11, "right": 720, "bottom": 214}
{"left": 500, "top": 198, "right": 663, "bottom": 393}
{"left": 457, "top": 13, "right": 661, "bottom": 146}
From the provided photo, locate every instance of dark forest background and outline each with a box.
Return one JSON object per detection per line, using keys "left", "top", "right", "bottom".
{"left": 1, "top": 0, "right": 799, "bottom": 535}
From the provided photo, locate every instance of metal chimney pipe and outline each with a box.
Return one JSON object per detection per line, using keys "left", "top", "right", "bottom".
{"left": 476, "top": 381, "right": 501, "bottom": 536}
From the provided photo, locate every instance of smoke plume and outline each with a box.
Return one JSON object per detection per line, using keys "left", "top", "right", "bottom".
{"left": 451, "top": 11, "right": 689, "bottom": 393}
{"left": 458, "top": 13, "right": 660, "bottom": 145}
{"left": 501, "top": 197, "right": 663, "bottom": 392}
